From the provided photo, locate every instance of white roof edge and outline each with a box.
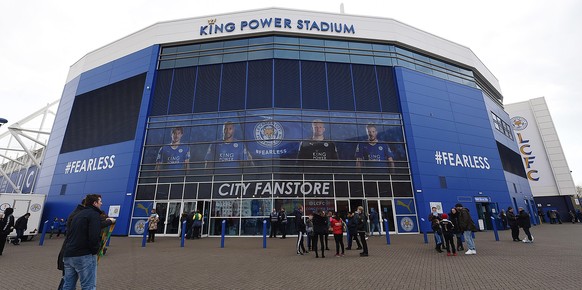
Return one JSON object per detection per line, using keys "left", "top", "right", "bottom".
{"left": 66, "top": 7, "right": 501, "bottom": 93}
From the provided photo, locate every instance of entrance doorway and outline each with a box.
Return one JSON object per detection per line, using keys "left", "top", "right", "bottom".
{"left": 155, "top": 202, "right": 182, "bottom": 236}
{"left": 475, "top": 202, "right": 495, "bottom": 230}
{"left": 366, "top": 200, "right": 395, "bottom": 234}
{"left": 336, "top": 199, "right": 349, "bottom": 221}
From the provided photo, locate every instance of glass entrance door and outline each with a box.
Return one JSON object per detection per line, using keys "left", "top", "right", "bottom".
{"left": 336, "top": 199, "right": 349, "bottom": 221}
{"left": 156, "top": 202, "right": 182, "bottom": 235}
{"left": 379, "top": 200, "right": 394, "bottom": 232}
{"left": 197, "top": 200, "right": 211, "bottom": 236}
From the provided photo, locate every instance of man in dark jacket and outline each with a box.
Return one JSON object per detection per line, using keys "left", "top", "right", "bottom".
{"left": 518, "top": 207, "right": 533, "bottom": 243}
{"left": 0, "top": 207, "right": 15, "bottom": 255}
{"left": 355, "top": 206, "right": 369, "bottom": 256}
{"left": 278, "top": 208, "right": 287, "bottom": 239}
{"left": 293, "top": 205, "right": 306, "bottom": 255}
{"left": 346, "top": 212, "right": 362, "bottom": 250}
{"left": 507, "top": 207, "right": 520, "bottom": 242}
{"left": 62, "top": 194, "right": 104, "bottom": 290}
{"left": 12, "top": 212, "right": 30, "bottom": 245}
{"left": 455, "top": 203, "right": 477, "bottom": 255}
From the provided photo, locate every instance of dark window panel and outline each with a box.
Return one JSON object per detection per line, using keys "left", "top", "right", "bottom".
{"left": 301, "top": 61, "right": 328, "bottom": 110}
{"left": 194, "top": 64, "right": 221, "bottom": 113}
{"left": 220, "top": 62, "right": 246, "bottom": 111}
{"left": 376, "top": 66, "right": 400, "bottom": 113}
{"left": 327, "top": 63, "right": 354, "bottom": 111}
{"left": 168, "top": 67, "right": 196, "bottom": 114}
{"left": 352, "top": 64, "right": 380, "bottom": 112}
{"left": 247, "top": 59, "right": 273, "bottom": 109}
{"left": 151, "top": 69, "right": 173, "bottom": 116}
{"left": 61, "top": 73, "right": 145, "bottom": 153}
{"left": 274, "top": 59, "right": 300, "bottom": 108}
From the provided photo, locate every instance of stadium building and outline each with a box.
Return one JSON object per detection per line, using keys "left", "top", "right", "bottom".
{"left": 32, "top": 8, "right": 535, "bottom": 236}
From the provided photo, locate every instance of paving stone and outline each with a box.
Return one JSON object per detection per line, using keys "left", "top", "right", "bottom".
{"left": 0, "top": 223, "right": 580, "bottom": 289}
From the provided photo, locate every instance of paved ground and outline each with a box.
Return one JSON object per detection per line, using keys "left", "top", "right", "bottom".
{"left": 1, "top": 223, "right": 581, "bottom": 289}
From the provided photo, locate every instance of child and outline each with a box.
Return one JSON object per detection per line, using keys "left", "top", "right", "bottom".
{"left": 439, "top": 213, "right": 456, "bottom": 256}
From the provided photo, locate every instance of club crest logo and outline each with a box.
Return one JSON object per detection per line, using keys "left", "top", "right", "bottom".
{"left": 0, "top": 203, "right": 10, "bottom": 212}
{"left": 400, "top": 217, "right": 415, "bottom": 232}
{"left": 511, "top": 116, "right": 528, "bottom": 131}
{"left": 254, "top": 121, "right": 284, "bottom": 147}
{"left": 30, "top": 203, "right": 42, "bottom": 212}
{"left": 134, "top": 220, "right": 146, "bottom": 235}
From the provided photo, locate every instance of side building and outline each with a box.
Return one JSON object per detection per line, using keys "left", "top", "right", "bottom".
{"left": 506, "top": 97, "right": 578, "bottom": 222}
{"left": 33, "top": 8, "right": 533, "bottom": 236}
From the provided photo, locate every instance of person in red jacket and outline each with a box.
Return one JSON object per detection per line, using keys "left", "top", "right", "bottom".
{"left": 331, "top": 212, "right": 345, "bottom": 257}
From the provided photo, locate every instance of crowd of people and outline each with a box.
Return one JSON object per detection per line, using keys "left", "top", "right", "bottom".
{"left": 428, "top": 203, "right": 537, "bottom": 258}
{"left": 280, "top": 205, "right": 371, "bottom": 258}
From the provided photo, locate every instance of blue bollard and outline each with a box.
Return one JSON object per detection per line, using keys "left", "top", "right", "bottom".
{"left": 345, "top": 219, "right": 351, "bottom": 246}
{"left": 420, "top": 218, "right": 428, "bottom": 244}
{"left": 262, "top": 220, "right": 267, "bottom": 248}
{"left": 38, "top": 220, "right": 49, "bottom": 246}
{"left": 383, "top": 219, "right": 391, "bottom": 245}
{"left": 142, "top": 221, "right": 149, "bottom": 247}
{"left": 181, "top": 220, "right": 187, "bottom": 248}
{"left": 491, "top": 216, "right": 499, "bottom": 241}
{"left": 220, "top": 220, "right": 226, "bottom": 248}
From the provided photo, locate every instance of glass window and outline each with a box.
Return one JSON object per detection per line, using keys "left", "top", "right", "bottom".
{"left": 136, "top": 185, "right": 156, "bottom": 200}
{"left": 169, "top": 183, "right": 183, "bottom": 199}
{"left": 325, "top": 53, "right": 350, "bottom": 63}
{"left": 274, "top": 36, "right": 299, "bottom": 44}
{"left": 174, "top": 57, "right": 199, "bottom": 68}
{"left": 274, "top": 49, "right": 299, "bottom": 59}
{"left": 184, "top": 183, "right": 197, "bottom": 199}
{"left": 155, "top": 184, "right": 170, "bottom": 200}
{"left": 325, "top": 39, "right": 349, "bottom": 48}
{"left": 300, "top": 51, "right": 325, "bottom": 61}
{"left": 224, "top": 39, "right": 249, "bottom": 48}
{"left": 300, "top": 38, "right": 324, "bottom": 50}
{"left": 222, "top": 52, "right": 248, "bottom": 63}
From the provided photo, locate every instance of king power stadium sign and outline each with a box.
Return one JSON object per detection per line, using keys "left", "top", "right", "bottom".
{"left": 200, "top": 17, "right": 356, "bottom": 36}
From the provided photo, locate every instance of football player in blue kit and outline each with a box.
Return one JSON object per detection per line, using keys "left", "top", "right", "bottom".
{"left": 205, "top": 121, "right": 253, "bottom": 168}
{"left": 156, "top": 127, "right": 190, "bottom": 172}
{"left": 297, "top": 119, "right": 338, "bottom": 170}
{"left": 355, "top": 123, "right": 395, "bottom": 170}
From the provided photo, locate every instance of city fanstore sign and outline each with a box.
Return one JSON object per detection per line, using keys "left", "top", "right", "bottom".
{"left": 200, "top": 17, "right": 355, "bottom": 36}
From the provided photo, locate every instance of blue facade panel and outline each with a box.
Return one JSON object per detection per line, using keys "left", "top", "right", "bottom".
{"left": 396, "top": 67, "right": 512, "bottom": 229}
{"left": 41, "top": 46, "right": 159, "bottom": 236}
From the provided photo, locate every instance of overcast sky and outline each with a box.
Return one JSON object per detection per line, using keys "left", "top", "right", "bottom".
{"left": 1, "top": 0, "right": 580, "bottom": 186}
